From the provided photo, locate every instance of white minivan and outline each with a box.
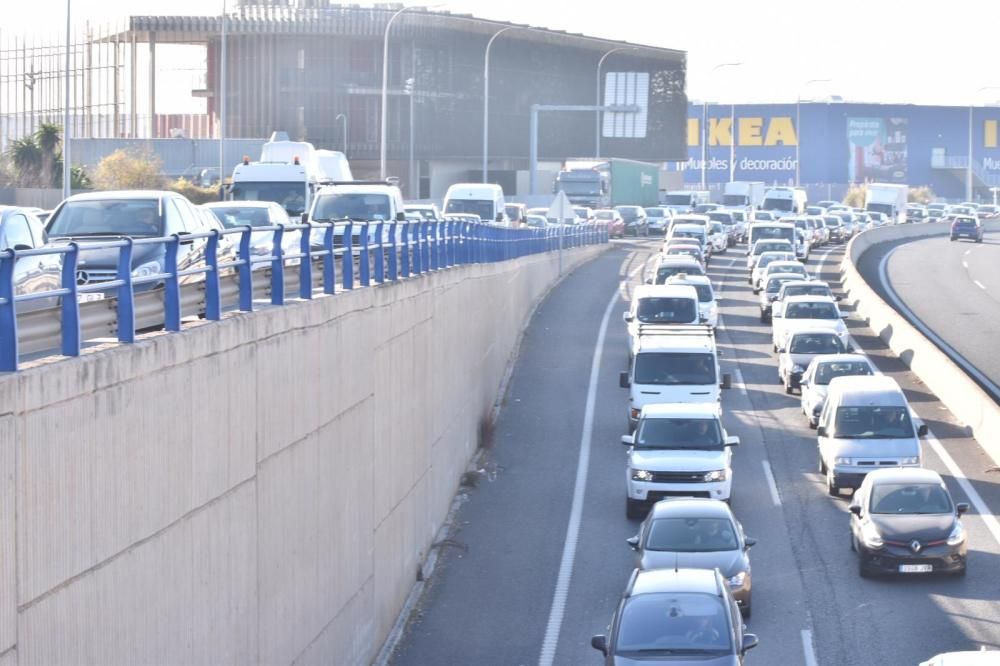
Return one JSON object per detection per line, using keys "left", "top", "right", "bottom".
{"left": 443, "top": 183, "right": 507, "bottom": 225}
{"left": 816, "top": 375, "right": 926, "bottom": 496}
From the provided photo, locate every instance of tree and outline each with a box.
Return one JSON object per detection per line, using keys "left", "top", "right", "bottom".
{"left": 34, "top": 122, "right": 62, "bottom": 188}
{"left": 6, "top": 137, "right": 43, "bottom": 187}
{"left": 92, "top": 149, "right": 164, "bottom": 191}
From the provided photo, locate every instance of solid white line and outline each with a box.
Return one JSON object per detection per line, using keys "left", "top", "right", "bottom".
{"left": 926, "top": 431, "right": 1000, "bottom": 549}
{"left": 761, "top": 460, "right": 781, "bottom": 506}
{"left": 801, "top": 629, "right": 819, "bottom": 666}
{"left": 732, "top": 367, "right": 748, "bottom": 397}
{"left": 965, "top": 249, "right": 972, "bottom": 256}
{"left": 963, "top": 261, "right": 969, "bottom": 269}
{"left": 975, "top": 280, "right": 986, "bottom": 290}
{"left": 814, "top": 248, "right": 835, "bottom": 278}
{"left": 537, "top": 253, "right": 645, "bottom": 666}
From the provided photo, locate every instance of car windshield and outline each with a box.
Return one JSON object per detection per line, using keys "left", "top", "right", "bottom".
{"left": 667, "top": 248, "right": 701, "bottom": 260}
{"left": 762, "top": 198, "right": 794, "bottom": 211}
{"left": 207, "top": 206, "right": 273, "bottom": 228}
{"left": 710, "top": 222, "right": 724, "bottom": 233}
{"left": 636, "top": 297, "right": 698, "bottom": 324}
{"left": 789, "top": 333, "right": 843, "bottom": 354}
{"left": 595, "top": 211, "right": 615, "bottom": 220}
{"left": 635, "top": 418, "right": 723, "bottom": 450}
{"left": 870, "top": 483, "right": 953, "bottom": 514}
{"left": 444, "top": 199, "right": 493, "bottom": 220}
{"left": 768, "top": 265, "right": 806, "bottom": 276}
{"left": 230, "top": 182, "right": 307, "bottom": 216}
{"left": 784, "top": 285, "right": 832, "bottom": 299}
{"left": 785, "top": 302, "right": 838, "bottom": 319}
{"left": 766, "top": 278, "right": 794, "bottom": 293}
{"left": 663, "top": 194, "right": 693, "bottom": 205}
{"left": 834, "top": 406, "right": 914, "bottom": 439}
{"left": 645, "top": 208, "right": 665, "bottom": 217}
{"left": 556, "top": 180, "right": 600, "bottom": 195}
{"left": 645, "top": 518, "right": 738, "bottom": 553}
{"left": 707, "top": 212, "right": 732, "bottom": 223}
{"left": 314, "top": 193, "right": 392, "bottom": 221}
{"left": 824, "top": 218, "right": 841, "bottom": 227}
{"left": 655, "top": 264, "right": 704, "bottom": 283}
{"left": 754, "top": 242, "right": 791, "bottom": 255}
{"left": 815, "top": 361, "right": 873, "bottom": 385}
{"left": 634, "top": 353, "right": 716, "bottom": 385}
{"left": 616, "top": 592, "right": 731, "bottom": 655}
{"left": 47, "top": 198, "right": 163, "bottom": 238}
{"left": 408, "top": 208, "right": 438, "bottom": 221}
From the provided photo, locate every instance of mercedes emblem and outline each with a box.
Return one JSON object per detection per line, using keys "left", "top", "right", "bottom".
{"left": 76, "top": 270, "right": 89, "bottom": 285}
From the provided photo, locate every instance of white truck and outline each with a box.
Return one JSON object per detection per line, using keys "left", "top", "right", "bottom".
{"left": 865, "top": 183, "right": 908, "bottom": 225}
{"left": 662, "top": 190, "right": 710, "bottom": 215}
{"left": 229, "top": 132, "right": 352, "bottom": 220}
{"left": 761, "top": 187, "right": 807, "bottom": 216}
{"left": 722, "top": 181, "right": 765, "bottom": 213}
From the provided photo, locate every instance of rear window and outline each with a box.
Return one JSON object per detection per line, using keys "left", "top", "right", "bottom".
{"left": 815, "top": 361, "right": 872, "bottom": 385}
{"left": 833, "top": 406, "right": 913, "bottom": 439}
{"left": 789, "top": 333, "right": 843, "bottom": 354}
{"left": 636, "top": 297, "right": 698, "bottom": 324}
{"left": 655, "top": 264, "right": 705, "bottom": 283}
{"left": 634, "top": 352, "right": 716, "bottom": 385}
{"left": 645, "top": 518, "right": 738, "bottom": 552}
{"left": 785, "top": 302, "right": 838, "bottom": 319}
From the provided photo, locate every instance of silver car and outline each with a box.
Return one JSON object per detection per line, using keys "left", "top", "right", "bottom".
{"left": 777, "top": 328, "right": 852, "bottom": 394}
{"left": 800, "top": 354, "right": 876, "bottom": 428}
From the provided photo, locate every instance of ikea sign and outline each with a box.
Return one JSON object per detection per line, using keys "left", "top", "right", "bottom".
{"left": 687, "top": 117, "right": 798, "bottom": 147}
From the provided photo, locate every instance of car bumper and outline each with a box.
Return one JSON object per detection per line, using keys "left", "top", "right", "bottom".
{"left": 832, "top": 463, "right": 920, "bottom": 490}
{"left": 627, "top": 477, "right": 732, "bottom": 502}
{"left": 858, "top": 543, "right": 967, "bottom": 575}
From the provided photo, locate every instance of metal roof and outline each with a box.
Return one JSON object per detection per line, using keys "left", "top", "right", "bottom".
{"left": 98, "top": 4, "right": 685, "bottom": 62}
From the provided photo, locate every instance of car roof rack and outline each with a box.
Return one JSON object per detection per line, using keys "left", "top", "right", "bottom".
{"left": 636, "top": 324, "right": 715, "bottom": 337}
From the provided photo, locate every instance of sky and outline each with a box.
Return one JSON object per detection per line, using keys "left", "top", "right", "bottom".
{"left": 5, "top": 0, "right": 1000, "bottom": 109}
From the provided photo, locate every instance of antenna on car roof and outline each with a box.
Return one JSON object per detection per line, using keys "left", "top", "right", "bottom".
{"left": 675, "top": 552, "right": 679, "bottom": 573}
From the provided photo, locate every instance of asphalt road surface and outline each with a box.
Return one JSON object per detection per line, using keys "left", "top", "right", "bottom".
{"left": 389, "top": 236, "right": 1000, "bottom": 666}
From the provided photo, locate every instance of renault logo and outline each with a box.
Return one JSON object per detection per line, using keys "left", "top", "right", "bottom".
{"left": 910, "top": 540, "right": 922, "bottom": 553}
{"left": 76, "top": 271, "right": 89, "bottom": 285}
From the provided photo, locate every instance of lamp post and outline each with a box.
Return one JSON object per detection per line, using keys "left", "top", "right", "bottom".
{"left": 968, "top": 86, "right": 1000, "bottom": 201}
{"left": 796, "top": 78, "right": 831, "bottom": 187}
{"left": 701, "top": 62, "right": 741, "bottom": 191}
{"left": 335, "top": 113, "right": 347, "bottom": 153}
{"left": 595, "top": 47, "right": 637, "bottom": 158}
{"left": 62, "top": 0, "right": 71, "bottom": 198}
{"left": 482, "top": 26, "right": 515, "bottom": 183}
{"left": 218, "top": 0, "right": 227, "bottom": 195}
{"left": 405, "top": 78, "right": 415, "bottom": 199}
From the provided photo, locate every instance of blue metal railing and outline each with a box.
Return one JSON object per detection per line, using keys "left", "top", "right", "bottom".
{"left": 0, "top": 220, "right": 608, "bottom": 371}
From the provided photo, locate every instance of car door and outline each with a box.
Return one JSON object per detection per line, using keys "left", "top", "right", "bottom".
{"left": 2, "top": 211, "right": 59, "bottom": 311}
{"left": 167, "top": 197, "right": 207, "bottom": 281}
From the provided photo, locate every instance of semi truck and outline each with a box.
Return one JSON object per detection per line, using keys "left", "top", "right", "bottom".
{"left": 722, "top": 181, "right": 765, "bottom": 211}
{"left": 553, "top": 158, "right": 659, "bottom": 208}
{"left": 865, "top": 183, "right": 908, "bottom": 224}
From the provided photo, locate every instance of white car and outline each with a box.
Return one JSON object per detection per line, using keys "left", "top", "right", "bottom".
{"left": 754, "top": 260, "right": 809, "bottom": 293}
{"left": 746, "top": 239, "right": 794, "bottom": 271}
{"left": 707, "top": 220, "right": 728, "bottom": 254}
{"left": 794, "top": 228, "right": 812, "bottom": 261}
{"left": 622, "top": 403, "right": 740, "bottom": 517}
{"left": 665, "top": 274, "right": 718, "bottom": 329}
{"left": 750, "top": 253, "right": 797, "bottom": 292}
{"left": 800, "top": 354, "right": 876, "bottom": 428}
{"left": 772, "top": 280, "right": 838, "bottom": 318}
{"left": 772, "top": 296, "right": 850, "bottom": 352}
{"left": 777, "top": 328, "right": 852, "bottom": 394}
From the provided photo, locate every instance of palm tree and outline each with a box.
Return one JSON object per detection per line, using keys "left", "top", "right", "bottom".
{"left": 34, "top": 122, "right": 62, "bottom": 187}
{"left": 6, "top": 137, "right": 42, "bottom": 187}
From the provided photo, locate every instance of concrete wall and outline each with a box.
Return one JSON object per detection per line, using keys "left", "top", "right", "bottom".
{"left": 0, "top": 243, "right": 605, "bottom": 666}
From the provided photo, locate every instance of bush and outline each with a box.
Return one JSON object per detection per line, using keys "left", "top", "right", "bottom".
{"left": 843, "top": 184, "right": 867, "bottom": 208}
{"left": 908, "top": 186, "right": 935, "bottom": 204}
{"left": 92, "top": 149, "right": 164, "bottom": 191}
{"left": 168, "top": 178, "right": 222, "bottom": 204}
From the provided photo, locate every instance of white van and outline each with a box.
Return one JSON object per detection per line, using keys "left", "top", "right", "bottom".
{"left": 624, "top": 285, "right": 702, "bottom": 357}
{"left": 662, "top": 190, "right": 710, "bottom": 215}
{"left": 761, "top": 187, "right": 807, "bottom": 216}
{"left": 816, "top": 375, "right": 926, "bottom": 496}
{"left": 620, "top": 327, "right": 731, "bottom": 432}
{"left": 443, "top": 183, "right": 507, "bottom": 225}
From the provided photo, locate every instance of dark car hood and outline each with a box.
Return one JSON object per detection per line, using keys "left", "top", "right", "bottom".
{"left": 50, "top": 236, "right": 163, "bottom": 269}
{"left": 612, "top": 654, "right": 738, "bottom": 665}
{"left": 640, "top": 550, "right": 746, "bottom": 578}
{"left": 870, "top": 514, "right": 954, "bottom": 542}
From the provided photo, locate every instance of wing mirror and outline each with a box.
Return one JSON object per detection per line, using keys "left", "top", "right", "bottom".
{"left": 744, "top": 537, "right": 757, "bottom": 548}
{"left": 725, "top": 436, "right": 740, "bottom": 447}
{"left": 848, "top": 504, "right": 862, "bottom": 516}
{"left": 621, "top": 434, "right": 635, "bottom": 446}
{"left": 742, "top": 634, "right": 759, "bottom": 653}
{"left": 626, "top": 536, "right": 640, "bottom": 550}
{"left": 396, "top": 211, "right": 407, "bottom": 222}
{"left": 957, "top": 502, "right": 970, "bottom": 515}
{"left": 917, "top": 424, "right": 929, "bottom": 437}
{"left": 619, "top": 371, "right": 631, "bottom": 389}
{"left": 300, "top": 212, "right": 309, "bottom": 224}
{"left": 817, "top": 426, "right": 827, "bottom": 437}
{"left": 623, "top": 311, "right": 634, "bottom": 323}
{"left": 591, "top": 635, "right": 608, "bottom": 656}
{"left": 720, "top": 373, "right": 732, "bottom": 390}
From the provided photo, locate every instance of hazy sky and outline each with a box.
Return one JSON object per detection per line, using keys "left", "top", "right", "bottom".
{"left": 5, "top": 0, "right": 1000, "bottom": 107}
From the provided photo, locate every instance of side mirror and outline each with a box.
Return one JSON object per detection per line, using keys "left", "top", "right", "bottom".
{"left": 720, "top": 373, "right": 732, "bottom": 390}
{"left": 744, "top": 537, "right": 757, "bottom": 548}
{"left": 496, "top": 213, "right": 504, "bottom": 223}
{"left": 957, "top": 502, "right": 970, "bottom": 515}
{"left": 849, "top": 504, "right": 862, "bottom": 516}
{"left": 840, "top": 312, "right": 849, "bottom": 319}
{"left": 591, "top": 635, "right": 608, "bottom": 656}
{"left": 644, "top": 278, "right": 653, "bottom": 285}
{"left": 626, "top": 535, "right": 640, "bottom": 550}
{"left": 623, "top": 312, "right": 634, "bottom": 323}
{"left": 621, "top": 434, "right": 635, "bottom": 446}
{"left": 817, "top": 426, "right": 827, "bottom": 437}
{"left": 725, "top": 436, "right": 740, "bottom": 447}
{"left": 917, "top": 424, "right": 929, "bottom": 437}
{"left": 742, "top": 634, "right": 759, "bottom": 653}
{"left": 301, "top": 212, "right": 310, "bottom": 224}
{"left": 619, "top": 371, "right": 631, "bottom": 389}
{"left": 396, "top": 211, "right": 407, "bottom": 222}
{"left": 835, "top": 295, "right": 843, "bottom": 301}
{"left": 12, "top": 244, "right": 33, "bottom": 252}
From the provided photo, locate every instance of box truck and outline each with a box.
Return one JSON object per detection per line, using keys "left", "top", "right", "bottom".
{"left": 554, "top": 158, "right": 659, "bottom": 208}
{"left": 723, "top": 181, "right": 766, "bottom": 211}
{"left": 865, "top": 183, "right": 908, "bottom": 224}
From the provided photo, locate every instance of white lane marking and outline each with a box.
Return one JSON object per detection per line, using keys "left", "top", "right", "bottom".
{"left": 975, "top": 280, "right": 986, "bottom": 290}
{"left": 926, "top": 431, "right": 1000, "bottom": 549}
{"left": 801, "top": 629, "right": 819, "bottom": 666}
{"left": 814, "top": 247, "right": 835, "bottom": 278}
{"left": 963, "top": 261, "right": 969, "bottom": 269}
{"left": 965, "top": 249, "right": 972, "bottom": 256}
{"left": 537, "top": 253, "right": 647, "bottom": 666}
{"left": 761, "top": 460, "right": 781, "bottom": 506}
{"left": 732, "top": 367, "right": 748, "bottom": 398}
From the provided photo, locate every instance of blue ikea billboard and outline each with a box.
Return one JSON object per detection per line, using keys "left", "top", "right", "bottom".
{"left": 682, "top": 102, "right": 1000, "bottom": 200}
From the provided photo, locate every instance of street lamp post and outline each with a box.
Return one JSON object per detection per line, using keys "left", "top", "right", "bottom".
{"left": 482, "top": 26, "right": 515, "bottom": 183}
{"left": 595, "top": 47, "right": 636, "bottom": 158}
{"left": 379, "top": 5, "right": 426, "bottom": 180}
{"left": 701, "top": 62, "right": 741, "bottom": 191}
{"left": 968, "top": 86, "right": 1000, "bottom": 201}
{"left": 405, "top": 78, "right": 416, "bottom": 199}
{"left": 796, "top": 78, "right": 831, "bottom": 187}
{"left": 335, "top": 113, "right": 347, "bottom": 153}
{"left": 218, "top": 0, "right": 227, "bottom": 195}
{"left": 62, "top": 0, "right": 71, "bottom": 198}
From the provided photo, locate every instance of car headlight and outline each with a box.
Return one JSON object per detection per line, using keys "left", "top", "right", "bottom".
{"left": 947, "top": 522, "right": 966, "bottom": 546}
{"left": 631, "top": 469, "right": 654, "bottom": 482}
{"left": 861, "top": 522, "right": 884, "bottom": 549}
{"left": 131, "top": 260, "right": 162, "bottom": 278}
{"left": 703, "top": 469, "right": 728, "bottom": 482}
{"left": 727, "top": 571, "right": 747, "bottom": 588}
{"left": 899, "top": 456, "right": 920, "bottom": 465}
{"left": 834, "top": 457, "right": 853, "bottom": 465}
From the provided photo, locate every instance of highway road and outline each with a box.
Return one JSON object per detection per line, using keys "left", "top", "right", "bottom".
{"left": 859, "top": 226, "right": 1000, "bottom": 399}
{"left": 389, "top": 237, "right": 1000, "bottom": 665}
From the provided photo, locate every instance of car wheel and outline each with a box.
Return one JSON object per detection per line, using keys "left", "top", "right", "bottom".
{"left": 747, "top": 277, "right": 753, "bottom": 285}
{"left": 760, "top": 311, "right": 768, "bottom": 323}
{"left": 976, "top": 237, "right": 983, "bottom": 244}
{"left": 808, "top": 417, "right": 818, "bottom": 430}
{"left": 850, "top": 532, "right": 857, "bottom": 552}
{"left": 741, "top": 600, "right": 752, "bottom": 619}
{"left": 859, "top": 558, "right": 873, "bottom": 579}
{"left": 950, "top": 236, "right": 956, "bottom": 242}
{"left": 826, "top": 470, "right": 840, "bottom": 497}
{"left": 785, "top": 383, "right": 794, "bottom": 395}
{"left": 626, "top": 498, "right": 644, "bottom": 520}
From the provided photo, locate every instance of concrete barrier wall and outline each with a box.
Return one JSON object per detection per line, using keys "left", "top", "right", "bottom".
{"left": 0, "top": 243, "right": 607, "bottom": 666}
{"left": 840, "top": 222, "right": 1000, "bottom": 466}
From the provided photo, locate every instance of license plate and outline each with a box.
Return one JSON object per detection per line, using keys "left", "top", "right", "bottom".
{"left": 78, "top": 293, "right": 105, "bottom": 303}
{"left": 898, "top": 564, "right": 932, "bottom": 573}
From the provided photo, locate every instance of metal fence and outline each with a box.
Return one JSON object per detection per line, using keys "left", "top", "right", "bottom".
{"left": 0, "top": 220, "right": 607, "bottom": 371}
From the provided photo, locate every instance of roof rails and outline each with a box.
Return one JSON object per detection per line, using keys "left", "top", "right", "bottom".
{"left": 317, "top": 179, "right": 399, "bottom": 187}
{"left": 636, "top": 324, "right": 715, "bottom": 337}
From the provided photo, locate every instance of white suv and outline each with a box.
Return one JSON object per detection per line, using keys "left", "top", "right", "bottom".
{"left": 622, "top": 404, "right": 740, "bottom": 518}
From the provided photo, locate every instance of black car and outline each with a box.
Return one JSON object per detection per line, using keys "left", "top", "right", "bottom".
{"left": 616, "top": 205, "right": 649, "bottom": 237}
{"left": 849, "top": 468, "right": 968, "bottom": 578}
{"left": 591, "top": 568, "right": 758, "bottom": 665}
{"left": 949, "top": 215, "right": 984, "bottom": 242}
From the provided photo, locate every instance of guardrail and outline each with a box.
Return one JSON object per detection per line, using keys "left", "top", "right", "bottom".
{"left": 0, "top": 219, "right": 608, "bottom": 371}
